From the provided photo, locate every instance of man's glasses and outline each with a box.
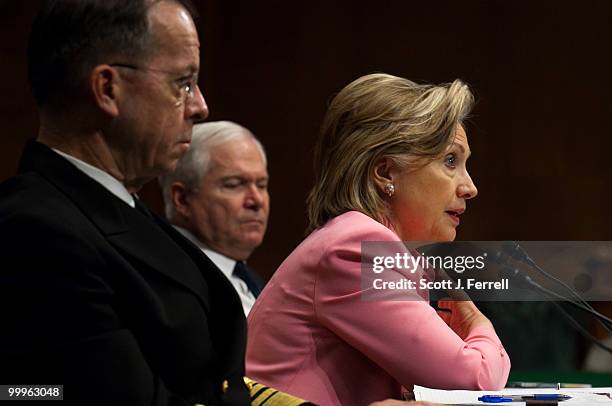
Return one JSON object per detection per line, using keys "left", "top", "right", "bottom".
{"left": 110, "top": 63, "right": 199, "bottom": 107}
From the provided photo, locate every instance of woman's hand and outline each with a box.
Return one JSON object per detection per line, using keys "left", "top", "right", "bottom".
{"left": 436, "top": 299, "right": 494, "bottom": 340}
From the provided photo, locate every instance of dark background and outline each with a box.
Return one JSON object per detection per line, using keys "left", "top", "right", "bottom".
{"left": 2, "top": 0, "right": 611, "bottom": 371}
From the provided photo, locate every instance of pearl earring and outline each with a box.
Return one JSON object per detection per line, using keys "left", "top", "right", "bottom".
{"left": 384, "top": 183, "right": 395, "bottom": 197}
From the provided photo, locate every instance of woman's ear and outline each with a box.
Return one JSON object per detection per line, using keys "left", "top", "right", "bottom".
{"left": 372, "top": 157, "right": 398, "bottom": 196}
{"left": 90, "top": 65, "right": 121, "bottom": 117}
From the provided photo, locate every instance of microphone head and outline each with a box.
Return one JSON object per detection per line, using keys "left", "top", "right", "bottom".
{"left": 498, "top": 264, "right": 536, "bottom": 290}
{"left": 501, "top": 241, "right": 528, "bottom": 261}
{"left": 487, "top": 241, "right": 523, "bottom": 266}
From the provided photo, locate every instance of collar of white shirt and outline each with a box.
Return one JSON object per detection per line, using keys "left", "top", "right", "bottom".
{"left": 172, "top": 226, "right": 237, "bottom": 278}
{"left": 52, "top": 148, "right": 135, "bottom": 208}
{"left": 172, "top": 225, "right": 256, "bottom": 316}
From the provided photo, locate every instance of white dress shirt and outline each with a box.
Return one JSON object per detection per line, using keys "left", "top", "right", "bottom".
{"left": 173, "top": 226, "right": 257, "bottom": 316}
{"left": 52, "top": 148, "right": 135, "bottom": 208}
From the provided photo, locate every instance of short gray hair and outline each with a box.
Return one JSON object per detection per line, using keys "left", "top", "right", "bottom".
{"left": 159, "top": 121, "right": 267, "bottom": 220}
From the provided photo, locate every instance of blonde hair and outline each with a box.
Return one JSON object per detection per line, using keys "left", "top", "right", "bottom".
{"left": 306, "top": 73, "right": 474, "bottom": 232}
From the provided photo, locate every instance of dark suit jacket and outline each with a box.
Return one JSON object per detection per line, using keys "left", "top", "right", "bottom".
{"left": 0, "top": 141, "right": 250, "bottom": 406}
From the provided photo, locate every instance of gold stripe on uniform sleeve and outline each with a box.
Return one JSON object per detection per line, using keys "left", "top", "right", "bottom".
{"left": 244, "top": 377, "right": 314, "bottom": 406}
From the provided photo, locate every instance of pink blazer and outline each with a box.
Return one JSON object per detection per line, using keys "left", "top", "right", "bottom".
{"left": 246, "top": 211, "right": 510, "bottom": 406}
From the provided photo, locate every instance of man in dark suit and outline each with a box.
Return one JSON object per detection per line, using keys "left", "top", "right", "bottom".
{"left": 0, "top": 1, "right": 250, "bottom": 404}
{"left": 160, "top": 121, "right": 269, "bottom": 316}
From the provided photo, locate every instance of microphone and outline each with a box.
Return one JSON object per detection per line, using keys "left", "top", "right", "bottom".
{"left": 493, "top": 241, "right": 612, "bottom": 354}
{"left": 496, "top": 262, "right": 541, "bottom": 291}
{"left": 487, "top": 243, "right": 542, "bottom": 291}
{"left": 499, "top": 241, "right": 529, "bottom": 262}
{"left": 497, "top": 242, "right": 611, "bottom": 325}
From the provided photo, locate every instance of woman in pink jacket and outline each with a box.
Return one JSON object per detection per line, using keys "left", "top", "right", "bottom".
{"left": 246, "top": 73, "right": 510, "bottom": 406}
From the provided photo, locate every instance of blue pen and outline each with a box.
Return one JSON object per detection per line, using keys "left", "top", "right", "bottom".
{"left": 477, "top": 396, "right": 513, "bottom": 403}
{"left": 479, "top": 394, "right": 572, "bottom": 403}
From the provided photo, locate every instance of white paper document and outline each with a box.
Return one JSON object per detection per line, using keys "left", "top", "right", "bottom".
{"left": 413, "top": 385, "right": 612, "bottom": 405}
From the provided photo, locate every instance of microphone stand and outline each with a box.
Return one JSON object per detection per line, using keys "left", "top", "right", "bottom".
{"left": 498, "top": 242, "right": 612, "bottom": 354}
